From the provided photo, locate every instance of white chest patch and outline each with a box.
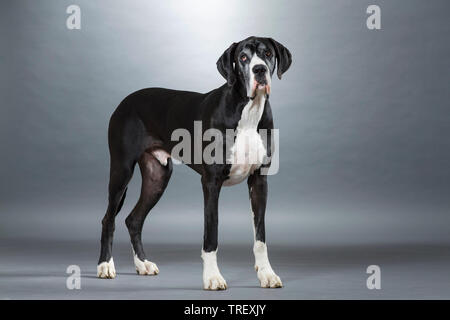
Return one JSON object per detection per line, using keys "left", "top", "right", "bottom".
{"left": 223, "top": 94, "right": 267, "bottom": 187}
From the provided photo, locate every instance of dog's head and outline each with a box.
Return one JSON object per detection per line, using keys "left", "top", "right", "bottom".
{"left": 217, "top": 36, "right": 292, "bottom": 98}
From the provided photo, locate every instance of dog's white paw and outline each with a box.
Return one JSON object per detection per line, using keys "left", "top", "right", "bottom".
{"left": 203, "top": 272, "right": 227, "bottom": 290}
{"left": 201, "top": 249, "right": 227, "bottom": 290}
{"left": 256, "top": 266, "right": 282, "bottom": 288}
{"left": 134, "top": 255, "right": 159, "bottom": 275}
{"left": 97, "top": 258, "right": 116, "bottom": 279}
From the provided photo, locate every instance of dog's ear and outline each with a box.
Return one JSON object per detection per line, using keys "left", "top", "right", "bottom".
{"left": 269, "top": 38, "right": 292, "bottom": 80}
{"left": 217, "top": 42, "right": 238, "bottom": 86}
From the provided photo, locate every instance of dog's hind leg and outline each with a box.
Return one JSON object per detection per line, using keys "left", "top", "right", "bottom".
{"left": 125, "top": 150, "right": 172, "bottom": 275}
{"left": 97, "top": 159, "right": 135, "bottom": 278}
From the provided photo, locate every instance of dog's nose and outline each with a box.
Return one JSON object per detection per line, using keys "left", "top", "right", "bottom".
{"left": 252, "top": 64, "right": 267, "bottom": 75}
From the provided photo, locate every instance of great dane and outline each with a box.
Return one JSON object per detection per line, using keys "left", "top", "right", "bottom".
{"left": 97, "top": 36, "right": 292, "bottom": 290}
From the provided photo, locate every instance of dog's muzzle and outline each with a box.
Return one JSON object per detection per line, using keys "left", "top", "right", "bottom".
{"left": 250, "top": 64, "right": 271, "bottom": 98}
{"left": 253, "top": 64, "right": 267, "bottom": 86}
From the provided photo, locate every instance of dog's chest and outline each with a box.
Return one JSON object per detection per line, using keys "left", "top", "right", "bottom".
{"left": 223, "top": 96, "right": 266, "bottom": 187}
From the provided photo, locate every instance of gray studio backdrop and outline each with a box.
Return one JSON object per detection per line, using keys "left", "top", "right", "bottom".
{"left": 1, "top": 0, "right": 450, "bottom": 296}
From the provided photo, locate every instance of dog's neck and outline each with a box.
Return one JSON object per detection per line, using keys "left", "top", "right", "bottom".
{"left": 238, "top": 91, "right": 266, "bottom": 130}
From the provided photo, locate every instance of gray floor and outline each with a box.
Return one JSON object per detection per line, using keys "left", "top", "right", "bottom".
{"left": 1, "top": 239, "right": 450, "bottom": 299}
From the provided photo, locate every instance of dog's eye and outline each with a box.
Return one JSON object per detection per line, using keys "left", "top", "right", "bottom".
{"left": 240, "top": 55, "right": 247, "bottom": 62}
{"left": 265, "top": 50, "right": 272, "bottom": 57}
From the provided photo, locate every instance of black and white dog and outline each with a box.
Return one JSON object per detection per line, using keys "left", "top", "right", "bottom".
{"left": 97, "top": 36, "right": 292, "bottom": 290}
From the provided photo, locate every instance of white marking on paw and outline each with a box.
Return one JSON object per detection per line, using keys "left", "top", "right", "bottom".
{"left": 254, "top": 241, "right": 282, "bottom": 288}
{"left": 134, "top": 254, "right": 159, "bottom": 275}
{"left": 201, "top": 249, "right": 227, "bottom": 290}
{"left": 97, "top": 257, "right": 116, "bottom": 279}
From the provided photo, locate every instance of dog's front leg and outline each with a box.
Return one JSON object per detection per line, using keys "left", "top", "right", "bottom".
{"left": 248, "top": 172, "right": 282, "bottom": 288}
{"left": 201, "top": 172, "right": 227, "bottom": 290}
